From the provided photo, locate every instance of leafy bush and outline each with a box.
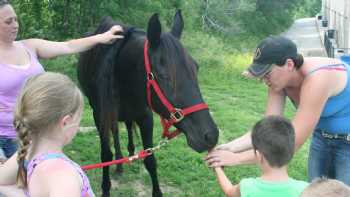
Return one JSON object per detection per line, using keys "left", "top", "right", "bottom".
{"left": 9, "top": 0, "right": 320, "bottom": 40}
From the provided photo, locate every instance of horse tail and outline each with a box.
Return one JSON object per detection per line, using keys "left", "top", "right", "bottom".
{"left": 77, "top": 16, "right": 125, "bottom": 133}
{"left": 77, "top": 16, "right": 123, "bottom": 97}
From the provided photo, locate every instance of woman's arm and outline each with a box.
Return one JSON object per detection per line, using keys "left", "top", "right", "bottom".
{"left": 206, "top": 87, "right": 286, "bottom": 166}
{"left": 22, "top": 25, "right": 123, "bottom": 59}
{"left": 0, "top": 152, "right": 19, "bottom": 185}
{"left": 214, "top": 167, "right": 240, "bottom": 197}
{"left": 205, "top": 149, "right": 257, "bottom": 167}
{"left": 215, "top": 131, "right": 252, "bottom": 153}
{"left": 264, "top": 87, "right": 286, "bottom": 116}
{"left": 216, "top": 88, "right": 286, "bottom": 152}
{"left": 292, "top": 74, "right": 332, "bottom": 150}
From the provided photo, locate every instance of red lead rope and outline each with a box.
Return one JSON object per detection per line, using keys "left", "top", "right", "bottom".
{"left": 82, "top": 150, "right": 152, "bottom": 171}
{"left": 144, "top": 40, "right": 209, "bottom": 139}
{"left": 81, "top": 139, "right": 169, "bottom": 171}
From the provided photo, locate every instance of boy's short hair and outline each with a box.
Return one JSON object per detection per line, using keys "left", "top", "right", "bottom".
{"left": 251, "top": 115, "right": 295, "bottom": 167}
{"left": 301, "top": 178, "right": 350, "bottom": 197}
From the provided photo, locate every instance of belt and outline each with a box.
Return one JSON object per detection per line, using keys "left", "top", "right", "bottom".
{"left": 317, "top": 130, "right": 350, "bottom": 141}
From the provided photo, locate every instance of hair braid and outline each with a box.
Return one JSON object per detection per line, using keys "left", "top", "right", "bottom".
{"left": 14, "top": 119, "right": 31, "bottom": 188}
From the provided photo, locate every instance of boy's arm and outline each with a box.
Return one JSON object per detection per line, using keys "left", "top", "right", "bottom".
{"left": 214, "top": 167, "right": 240, "bottom": 197}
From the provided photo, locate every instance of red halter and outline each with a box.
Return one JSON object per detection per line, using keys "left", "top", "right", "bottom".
{"left": 144, "top": 40, "right": 209, "bottom": 139}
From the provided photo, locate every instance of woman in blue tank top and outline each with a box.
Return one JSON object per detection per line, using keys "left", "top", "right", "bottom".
{"left": 206, "top": 36, "right": 350, "bottom": 186}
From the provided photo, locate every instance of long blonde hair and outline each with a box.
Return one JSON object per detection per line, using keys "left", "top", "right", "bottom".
{"left": 14, "top": 72, "right": 83, "bottom": 188}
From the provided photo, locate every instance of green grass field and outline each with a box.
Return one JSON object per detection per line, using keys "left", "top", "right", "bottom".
{"left": 42, "top": 32, "right": 309, "bottom": 197}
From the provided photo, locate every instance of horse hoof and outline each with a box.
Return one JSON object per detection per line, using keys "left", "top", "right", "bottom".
{"left": 102, "top": 193, "right": 110, "bottom": 197}
{"left": 115, "top": 165, "right": 123, "bottom": 175}
{"left": 152, "top": 191, "right": 163, "bottom": 197}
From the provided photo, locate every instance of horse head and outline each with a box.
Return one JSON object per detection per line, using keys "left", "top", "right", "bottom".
{"left": 145, "top": 10, "right": 219, "bottom": 152}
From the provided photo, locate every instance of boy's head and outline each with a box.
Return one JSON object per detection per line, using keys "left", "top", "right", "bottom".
{"left": 301, "top": 178, "right": 350, "bottom": 197}
{"left": 251, "top": 115, "right": 295, "bottom": 168}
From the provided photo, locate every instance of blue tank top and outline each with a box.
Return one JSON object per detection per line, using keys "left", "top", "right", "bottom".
{"left": 307, "top": 63, "right": 350, "bottom": 134}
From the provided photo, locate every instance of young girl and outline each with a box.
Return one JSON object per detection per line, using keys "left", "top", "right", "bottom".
{"left": 0, "top": 72, "right": 94, "bottom": 197}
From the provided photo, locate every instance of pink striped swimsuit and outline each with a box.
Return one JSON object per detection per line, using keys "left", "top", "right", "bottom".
{"left": 25, "top": 152, "right": 95, "bottom": 197}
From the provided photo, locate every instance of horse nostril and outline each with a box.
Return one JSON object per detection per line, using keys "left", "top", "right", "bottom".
{"left": 204, "top": 131, "right": 218, "bottom": 146}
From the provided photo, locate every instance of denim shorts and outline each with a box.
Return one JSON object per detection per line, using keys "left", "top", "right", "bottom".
{"left": 308, "top": 130, "right": 350, "bottom": 186}
{"left": 0, "top": 137, "right": 18, "bottom": 158}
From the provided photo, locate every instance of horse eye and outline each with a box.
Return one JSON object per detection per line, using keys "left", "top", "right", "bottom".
{"left": 157, "top": 73, "right": 170, "bottom": 80}
{"left": 155, "top": 66, "right": 170, "bottom": 79}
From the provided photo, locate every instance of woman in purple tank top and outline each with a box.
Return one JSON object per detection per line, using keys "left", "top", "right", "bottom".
{"left": 0, "top": 0, "right": 123, "bottom": 160}
{"left": 0, "top": 72, "right": 95, "bottom": 196}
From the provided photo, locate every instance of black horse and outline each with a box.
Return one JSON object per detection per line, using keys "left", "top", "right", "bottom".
{"left": 77, "top": 10, "right": 219, "bottom": 197}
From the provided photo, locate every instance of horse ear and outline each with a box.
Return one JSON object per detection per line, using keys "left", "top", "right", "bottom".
{"left": 171, "top": 10, "right": 184, "bottom": 39}
{"left": 147, "top": 13, "right": 162, "bottom": 49}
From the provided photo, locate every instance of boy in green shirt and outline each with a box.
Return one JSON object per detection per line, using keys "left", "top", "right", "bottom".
{"left": 209, "top": 116, "right": 308, "bottom": 197}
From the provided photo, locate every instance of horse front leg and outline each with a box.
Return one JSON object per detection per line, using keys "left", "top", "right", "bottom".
{"left": 136, "top": 111, "right": 162, "bottom": 197}
{"left": 93, "top": 111, "right": 113, "bottom": 197}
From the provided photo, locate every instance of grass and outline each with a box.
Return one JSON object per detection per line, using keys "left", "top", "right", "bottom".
{"left": 42, "top": 31, "right": 309, "bottom": 197}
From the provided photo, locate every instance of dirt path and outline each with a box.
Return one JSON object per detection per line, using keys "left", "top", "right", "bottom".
{"left": 282, "top": 17, "right": 327, "bottom": 57}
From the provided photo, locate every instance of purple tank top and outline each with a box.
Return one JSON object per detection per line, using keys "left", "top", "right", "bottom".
{"left": 26, "top": 152, "right": 95, "bottom": 197}
{"left": 0, "top": 42, "right": 44, "bottom": 138}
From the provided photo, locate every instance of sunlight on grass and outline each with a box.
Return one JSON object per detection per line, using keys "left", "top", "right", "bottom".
{"left": 223, "top": 53, "right": 252, "bottom": 72}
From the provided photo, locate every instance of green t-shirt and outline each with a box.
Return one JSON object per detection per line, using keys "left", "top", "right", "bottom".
{"left": 240, "top": 177, "right": 308, "bottom": 197}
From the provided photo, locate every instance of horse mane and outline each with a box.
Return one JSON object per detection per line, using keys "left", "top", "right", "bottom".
{"left": 78, "top": 17, "right": 131, "bottom": 97}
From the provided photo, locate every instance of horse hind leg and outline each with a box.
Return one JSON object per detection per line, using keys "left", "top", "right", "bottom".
{"left": 111, "top": 122, "right": 123, "bottom": 175}
{"left": 93, "top": 110, "right": 113, "bottom": 197}
{"left": 136, "top": 111, "right": 162, "bottom": 197}
{"left": 125, "top": 121, "right": 135, "bottom": 156}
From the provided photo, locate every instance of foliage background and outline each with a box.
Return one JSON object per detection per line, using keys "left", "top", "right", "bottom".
{"left": 11, "top": 0, "right": 321, "bottom": 40}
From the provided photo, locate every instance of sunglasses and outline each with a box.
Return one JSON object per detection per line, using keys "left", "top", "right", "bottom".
{"left": 259, "top": 65, "right": 274, "bottom": 80}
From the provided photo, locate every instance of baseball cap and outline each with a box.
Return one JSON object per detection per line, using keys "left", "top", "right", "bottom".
{"left": 247, "top": 36, "right": 298, "bottom": 77}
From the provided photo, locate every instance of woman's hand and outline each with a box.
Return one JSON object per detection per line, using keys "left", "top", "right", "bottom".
{"left": 98, "top": 25, "right": 124, "bottom": 44}
{"left": 204, "top": 150, "right": 241, "bottom": 167}
{"left": 215, "top": 143, "right": 233, "bottom": 151}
